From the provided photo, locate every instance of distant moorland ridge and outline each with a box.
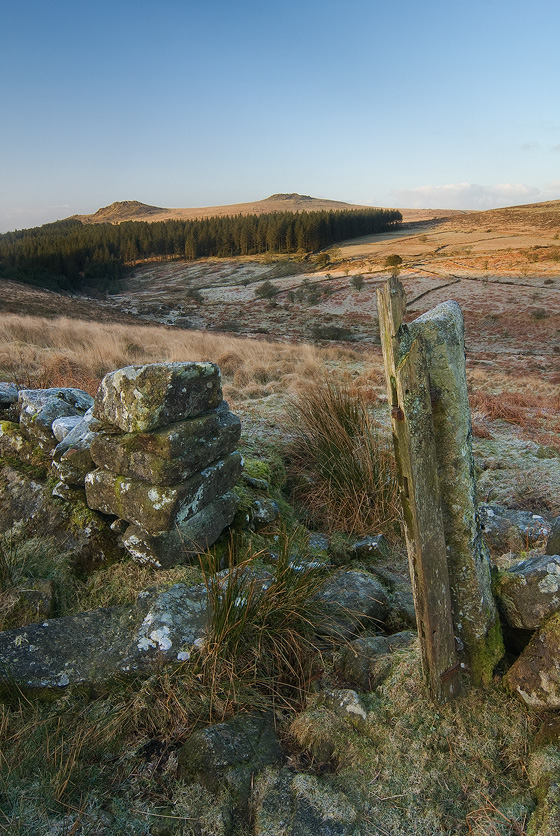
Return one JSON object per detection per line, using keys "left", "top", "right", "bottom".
{"left": 70, "top": 194, "right": 377, "bottom": 225}
{"left": 70, "top": 193, "right": 474, "bottom": 226}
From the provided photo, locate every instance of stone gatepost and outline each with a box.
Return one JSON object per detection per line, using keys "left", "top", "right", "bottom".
{"left": 377, "top": 277, "right": 503, "bottom": 698}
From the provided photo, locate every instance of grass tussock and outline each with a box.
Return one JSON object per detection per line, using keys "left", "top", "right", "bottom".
{"left": 198, "top": 531, "right": 330, "bottom": 719}
{"left": 0, "top": 313, "right": 335, "bottom": 403}
{"left": 287, "top": 375, "right": 400, "bottom": 537}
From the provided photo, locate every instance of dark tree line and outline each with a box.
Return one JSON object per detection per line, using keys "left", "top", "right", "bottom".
{"left": 0, "top": 208, "right": 402, "bottom": 292}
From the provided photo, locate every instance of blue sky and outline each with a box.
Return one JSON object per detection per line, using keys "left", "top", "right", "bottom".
{"left": 1, "top": 0, "right": 559, "bottom": 232}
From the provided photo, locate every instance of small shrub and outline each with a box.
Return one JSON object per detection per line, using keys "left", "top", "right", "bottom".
{"left": 186, "top": 287, "right": 204, "bottom": 304}
{"left": 310, "top": 324, "right": 352, "bottom": 341}
{"left": 531, "top": 308, "right": 548, "bottom": 320}
{"left": 351, "top": 274, "right": 365, "bottom": 291}
{"left": 314, "top": 253, "right": 330, "bottom": 269}
{"left": 255, "top": 280, "right": 278, "bottom": 299}
{"left": 385, "top": 254, "right": 402, "bottom": 268}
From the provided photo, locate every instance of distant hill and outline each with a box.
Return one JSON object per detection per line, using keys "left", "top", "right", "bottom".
{"left": 71, "top": 194, "right": 377, "bottom": 225}
{"left": 438, "top": 199, "right": 560, "bottom": 233}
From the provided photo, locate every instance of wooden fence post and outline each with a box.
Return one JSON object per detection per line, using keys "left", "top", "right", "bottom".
{"left": 377, "top": 276, "right": 461, "bottom": 701}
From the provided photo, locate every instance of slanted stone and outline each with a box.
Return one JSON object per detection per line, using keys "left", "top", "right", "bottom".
{"left": 253, "top": 768, "right": 360, "bottom": 836}
{"left": 85, "top": 452, "right": 242, "bottom": 534}
{"left": 52, "top": 408, "right": 99, "bottom": 486}
{"left": 122, "top": 492, "right": 239, "bottom": 568}
{"left": 177, "top": 714, "right": 283, "bottom": 805}
{"left": 546, "top": 517, "right": 560, "bottom": 557}
{"left": 407, "top": 301, "right": 502, "bottom": 685}
{"left": 90, "top": 403, "right": 240, "bottom": 485}
{"left": 494, "top": 553, "right": 560, "bottom": 630}
{"left": 480, "top": 504, "right": 552, "bottom": 554}
{"left": 0, "top": 382, "right": 18, "bottom": 407}
{"left": 335, "top": 631, "right": 416, "bottom": 690}
{"left": 0, "top": 582, "right": 208, "bottom": 694}
{"left": 52, "top": 415, "right": 82, "bottom": 442}
{"left": 18, "top": 388, "right": 94, "bottom": 450}
{"left": 93, "top": 362, "right": 222, "bottom": 433}
{"left": 504, "top": 611, "right": 560, "bottom": 707}
{"left": 317, "top": 570, "right": 390, "bottom": 637}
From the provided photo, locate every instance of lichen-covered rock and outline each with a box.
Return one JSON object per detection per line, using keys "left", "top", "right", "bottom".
{"left": 18, "top": 388, "right": 94, "bottom": 449}
{"left": 547, "top": 517, "right": 560, "bottom": 557}
{"left": 504, "top": 612, "right": 560, "bottom": 707}
{"left": 90, "top": 402, "right": 240, "bottom": 485}
{"left": 249, "top": 497, "right": 280, "bottom": 528}
{"left": 495, "top": 553, "right": 560, "bottom": 630}
{"left": 351, "top": 535, "right": 390, "bottom": 561}
{"left": 0, "top": 421, "right": 45, "bottom": 467}
{"left": 528, "top": 744, "right": 560, "bottom": 803}
{"left": 177, "top": 714, "right": 283, "bottom": 813}
{"left": 0, "top": 582, "right": 208, "bottom": 694}
{"left": 317, "top": 570, "right": 391, "bottom": 637}
{"left": 335, "top": 631, "right": 416, "bottom": 690}
{"left": 480, "top": 504, "right": 552, "bottom": 554}
{"left": 253, "top": 768, "right": 361, "bottom": 836}
{"left": 85, "top": 452, "right": 242, "bottom": 535}
{"left": 93, "top": 362, "right": 222, "bottom": 433}
{"left": 122, "top": 491, "right": 239, "bottom": 568}
{"left": 0, "top": 464, "right": 122, "bottom": 573}
{"left": 408, "top": 303, "right": 502, "bottom": 686}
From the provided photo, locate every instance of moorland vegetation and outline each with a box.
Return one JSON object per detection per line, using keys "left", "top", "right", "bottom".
{"left": 0, "top": 198, "right": 559, "bottom": 834}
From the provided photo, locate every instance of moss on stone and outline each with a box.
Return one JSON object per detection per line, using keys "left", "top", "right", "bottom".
{"left": 468, "top": 616, "right": 504, "bottom": 688}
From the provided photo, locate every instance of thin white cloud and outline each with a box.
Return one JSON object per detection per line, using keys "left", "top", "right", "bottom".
{"left": 390, "top": 182, "right": 560, "bottom": 210}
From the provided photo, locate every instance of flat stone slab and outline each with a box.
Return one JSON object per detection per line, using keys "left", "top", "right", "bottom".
{"left": 85, "top": 452, "right": 242, "bottom": 535}
{"left": 0, "top": 583, "right": 208, "bottom": 694}
{"left": 495, "top": 553, "right": 560, "bottom": 630}
{"left": 123, "top": 491, "right": 240, "bottom": 568}
{"left": 480, "top": 504, "right": 552, "bottom": 553}
{"left": 90, "top": 403, "right": 241, "bottom": 485}
{"left": 93, "top": 362, "right": 222, "bottom": 433}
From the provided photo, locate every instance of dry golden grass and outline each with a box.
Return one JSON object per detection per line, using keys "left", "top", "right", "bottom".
{"left": 0, "top": 313, "right": 333, "bottom": 403}
{"left": 469, "top": 390, "right": 560, "bottom": 450}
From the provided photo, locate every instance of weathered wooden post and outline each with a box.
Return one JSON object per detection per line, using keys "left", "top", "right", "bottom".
{"left": 377, "top": 276, "right": 503, "bottom": 698}
{"left": 377, "top": 277, "right": 461, "bottom": 701}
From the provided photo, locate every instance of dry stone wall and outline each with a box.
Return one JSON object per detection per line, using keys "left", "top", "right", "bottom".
{"left": 85, "top": 362, "right": 242, "bottom": 567}
{"left": 1, "top": 362, "right": 242, "bottom": 570}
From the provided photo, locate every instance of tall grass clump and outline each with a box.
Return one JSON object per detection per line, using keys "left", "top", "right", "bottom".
{"left": 197, "top": 531, "right": 331, "bottom": 718}
{"left": 287, "top": 375, "right": 400, "bottom": 536}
